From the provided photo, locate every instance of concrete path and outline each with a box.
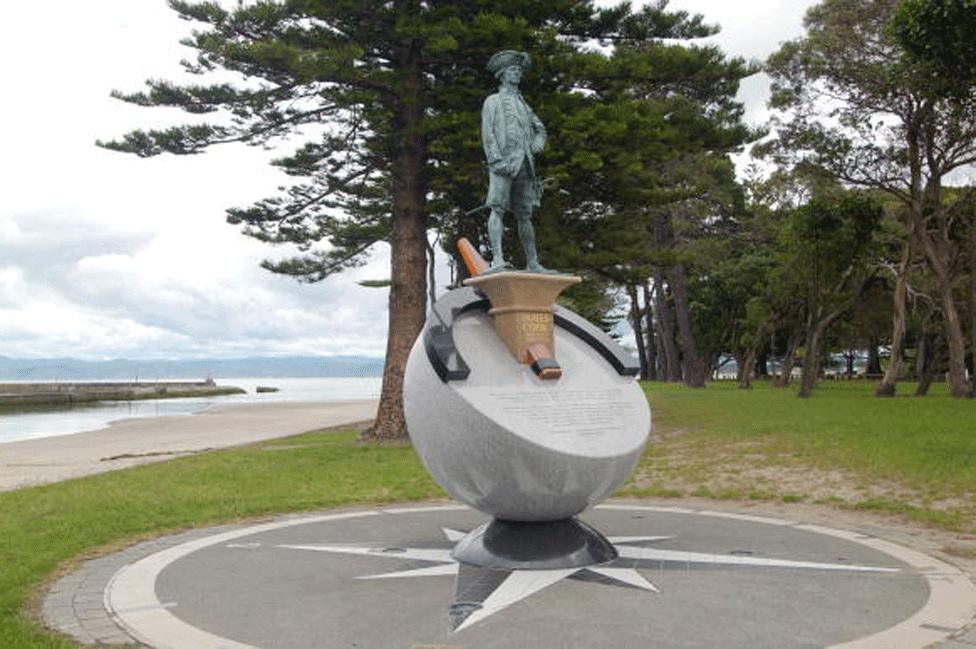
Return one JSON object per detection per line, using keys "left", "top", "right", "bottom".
{"left": 0, "top": 399, "right": 378, "bottom": 492}
{"left": 44, "top": 501, "right": 976, "bottom": 649}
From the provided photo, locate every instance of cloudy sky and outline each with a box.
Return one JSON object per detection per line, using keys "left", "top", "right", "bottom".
{"left": 0, "top": 0, "right": 817, "bottom": 361}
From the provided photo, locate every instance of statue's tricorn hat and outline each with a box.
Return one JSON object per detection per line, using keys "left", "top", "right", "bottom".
{"left": 487, "top": 50, "right": 531, "bottom": 75}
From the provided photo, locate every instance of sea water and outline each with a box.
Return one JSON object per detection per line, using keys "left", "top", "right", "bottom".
{"left": 0, "top": 377, "right": 381, "bottom": 444}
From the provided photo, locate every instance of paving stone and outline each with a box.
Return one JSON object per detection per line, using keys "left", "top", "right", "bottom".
{"left": 56, "top": 624, "right": 97, "bottom": 644}
{"left": 40, "top": 519, "right": 256, "bottom": 645}
{"left": 941, "top": 628, "right": 976, "bottom": 646}
{"left": 81, "top": 619, "right": 123, "bottom": 635}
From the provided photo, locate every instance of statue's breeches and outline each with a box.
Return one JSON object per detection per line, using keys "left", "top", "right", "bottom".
{"left": 485, "top": 160, "right": 541, "bottom": 215}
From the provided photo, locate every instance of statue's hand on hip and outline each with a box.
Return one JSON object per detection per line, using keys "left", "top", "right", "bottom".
{"left": 490, "top": 158, "right": 520, "bottom": 177}
{"left": 490, "top": 159, "right": 512, "bottom": 177}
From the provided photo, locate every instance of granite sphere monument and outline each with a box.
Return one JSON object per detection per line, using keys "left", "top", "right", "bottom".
{"left": 404, "top": 50, "right": 651, "bottom": 570}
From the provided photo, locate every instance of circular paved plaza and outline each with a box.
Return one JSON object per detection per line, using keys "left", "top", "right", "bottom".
{"left": 44, "top": 503, "right": 976, "bottom": 648}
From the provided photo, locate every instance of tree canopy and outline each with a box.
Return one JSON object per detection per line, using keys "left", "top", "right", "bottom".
{"left": 101, "top": 0, "right": 976, "bottom": 408}
{"left": 759, "top": 0, "right": 976, "bottom": 397}
{"left": 892, "top": 0, "right": 976, "bottom": 93}
{"left": 101, "top": 0, "right": 759, "bottom": 437}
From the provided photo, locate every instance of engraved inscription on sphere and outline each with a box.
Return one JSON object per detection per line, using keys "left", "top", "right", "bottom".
{"left": 486, "top": 387, "right": 634, "bottom": 438}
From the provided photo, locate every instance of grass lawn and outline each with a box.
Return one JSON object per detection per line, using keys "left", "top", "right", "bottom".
{"left": 1, "top": 380, "right": 974, "bottom": 647}
{"left": 0, "top": 429, "right": 443, "bottom": 648}
{"left": 625, "top": 380, "right": 976, "bottom": 531}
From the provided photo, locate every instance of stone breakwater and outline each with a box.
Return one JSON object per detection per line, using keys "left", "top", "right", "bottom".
{"left": 0, "top": 381, "right": 246, "bottom": 407}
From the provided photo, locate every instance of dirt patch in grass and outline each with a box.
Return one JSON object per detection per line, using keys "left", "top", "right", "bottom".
{"left": 627, "top": 431, "right": 976, "bottom": 532}
{"left": 943, "top": 544, "right": 976, "bottom": 560}
{"left": 637, "top": 380, "right": 976, "bottom": 533}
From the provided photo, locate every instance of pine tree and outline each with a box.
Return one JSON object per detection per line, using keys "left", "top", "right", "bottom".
{"left": 99, "top": 0, "right": 720, "bottom": 439}
{"left": 532, "top": 42, "right": 757, "bottom": 387}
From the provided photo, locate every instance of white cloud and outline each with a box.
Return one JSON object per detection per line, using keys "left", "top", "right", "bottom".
{"left": 0, "top": 300, "right": 186, "bottom": 357}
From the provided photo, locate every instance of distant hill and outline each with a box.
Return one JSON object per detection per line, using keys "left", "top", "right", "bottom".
{"left": 0, "top": 355, "right": 385, "bottom": 381}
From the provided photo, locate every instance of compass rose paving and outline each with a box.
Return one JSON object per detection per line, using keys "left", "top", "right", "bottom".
{"left": 47, "top": 503, "right": 976, "bottom": 649}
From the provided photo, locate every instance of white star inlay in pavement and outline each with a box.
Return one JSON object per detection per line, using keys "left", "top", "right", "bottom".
{"left": 261, "top": 526, "right": 898, "bottom": 632}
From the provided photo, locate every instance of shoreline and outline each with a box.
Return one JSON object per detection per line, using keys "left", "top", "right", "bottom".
{"left": 0, "top": 380, "right": 245, "bottom": 409}
{"left": 0, "top": 398, "right": 378, "bottom": 492}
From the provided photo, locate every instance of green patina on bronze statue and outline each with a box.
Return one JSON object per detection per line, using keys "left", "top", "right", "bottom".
{"left": 481, "top": 50, "right": 553, "bottom": 274}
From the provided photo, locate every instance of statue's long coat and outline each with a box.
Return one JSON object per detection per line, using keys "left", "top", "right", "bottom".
{"left": 481, "top": 89, "right": 547, "bottom": 211}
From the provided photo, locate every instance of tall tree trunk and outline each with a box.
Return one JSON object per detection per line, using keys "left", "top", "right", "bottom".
{"left": 915, "top": 333, "right": 940, "bottom": 397}
{"left": 970, "top": 275, "right": 976, "bottom": 397}
{"left": 737, "top": 348, "right": 757, "bottom": 389}
{"left": 365, "top": 57, "right": 428, "bottom": 442}
{"left": 915, "top": 182, "right": 968, "bottom": 398}
{"left": 668, "top": 263, "right": 706, "bottom": 388}
{"left": 642, "top": 283, "right": 658, "bottom": 381}
{"left": 655, "top": 317, "right": 670, "bottom": 380}
{"left": 877, "top": 241, "right": 911, "bottom": 397}
{"left": 866, "top": 337, "right": 882, "bottom": 376}
{"left": 798, "top": 308, "right": 844, "bottom": 398}
{"left": 627, "top": 284, "right": 649, "bottom": 380}
{"left": 652, "top": 270, "right": 681, "bottom": 382}
{"left": 844, "top": 351, "right": 855, "bottom": 378}
{"left": 708, "top": 353, "right": 721, "bottom": 381}
{"left": 798, "top": 322, "right": 826, "bottom": 398}
{"left": 915, "top": 368, "right": 934, "bottom": 396}
{"left": 970, "top": 225, "right": 976, "bottom": 396}
{"left": 931, "top": 260, "right": 969, "bottom": 397}
{"left": 756, "top": 348, "right": 769, "bottom": 377}
{"left": 774, "top": 329, "right": 802, "bottom": 387}
{"left": 915, "top": 329, "right": 929, "bottom": 381}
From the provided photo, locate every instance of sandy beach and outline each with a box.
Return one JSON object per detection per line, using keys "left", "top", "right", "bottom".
{"left": 0, "top": 399, "right": 378, "bottom": 492}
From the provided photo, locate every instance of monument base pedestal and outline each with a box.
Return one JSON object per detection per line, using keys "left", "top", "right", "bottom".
{"left": 451, "top": 517, "right": 618, "bottom": 570}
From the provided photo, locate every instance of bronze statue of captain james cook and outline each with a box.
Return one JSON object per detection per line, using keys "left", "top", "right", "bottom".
{"left": 481, "top": 50, "right": 551, "bottom": 274}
